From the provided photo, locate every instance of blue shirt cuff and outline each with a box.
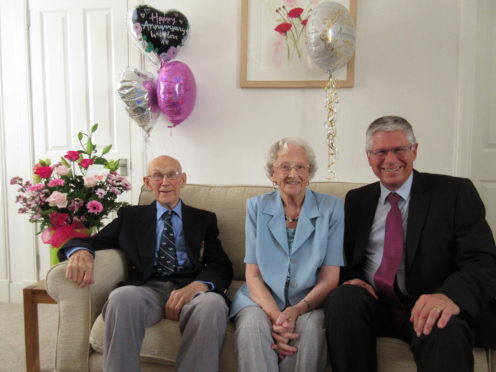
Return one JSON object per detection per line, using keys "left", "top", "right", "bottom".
{"left": 64, "top": 246, "right": 91, "bottom": 259}
{"left": 196, "top": 280, "right": 215, "bottom": 291}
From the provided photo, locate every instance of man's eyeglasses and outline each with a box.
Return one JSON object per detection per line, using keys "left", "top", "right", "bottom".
{"left": 367, "top": 145, "right": 413, "bottom": 159}
{"left": 274, "top": 164, "right": 310, "bottom": 175}
{"left": 148, "top": 171, "right": 182, "bottom": 182}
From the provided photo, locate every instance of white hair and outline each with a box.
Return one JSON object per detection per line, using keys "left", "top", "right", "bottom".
{"left": 265, "top": 137, "right": 317, "bottom": 180}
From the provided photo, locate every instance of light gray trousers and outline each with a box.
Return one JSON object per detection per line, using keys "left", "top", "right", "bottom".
{"left": 234, "top": 306, "right": 328, "bottom": 372}
{"left": 102, "top": 279, "right": 228, "bottom": 372}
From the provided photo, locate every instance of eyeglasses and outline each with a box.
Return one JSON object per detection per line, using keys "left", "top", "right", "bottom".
{"left": 274, "top": 164, "right": 310, "bottom": 175}
{"left": 367, "top": 145, "right": 413, "bottom": 159}
{"left": 148, "top": 171, "right": 182, "bottom": 182}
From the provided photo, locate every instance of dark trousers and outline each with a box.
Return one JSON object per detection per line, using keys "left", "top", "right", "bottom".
{"left": 324, "top": 285, "right": 475, "bottom": 372}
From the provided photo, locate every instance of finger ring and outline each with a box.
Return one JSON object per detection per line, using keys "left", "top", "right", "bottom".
{"left": 432, "top": 307, "right": 441, "bottom": 312}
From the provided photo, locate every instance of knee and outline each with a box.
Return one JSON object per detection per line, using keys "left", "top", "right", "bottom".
{"left": 106, "top": 285, "right": 140, "bottom": 309}
{"left": 423, "top": 316, "right": 474, "bottom": 345}
{"left": 235, "top": 306, "right": 271, "bottom": 332}
{"left": 190, "top": 292, "right": 227, "bottom": 320}
{"left": 325, "top": 284, "right": 374, "bottom": 317}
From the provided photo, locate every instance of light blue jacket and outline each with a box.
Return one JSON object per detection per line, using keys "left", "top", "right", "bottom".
{"left": 230, "top": 189, "right": 344, "bottom": 318}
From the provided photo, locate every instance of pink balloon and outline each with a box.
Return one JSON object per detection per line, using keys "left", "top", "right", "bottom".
{"left": 156, "top": 61, "right": 196, "bottom": 127}
{"left": 143, "top": 80, "right": 159, "bottom": 113}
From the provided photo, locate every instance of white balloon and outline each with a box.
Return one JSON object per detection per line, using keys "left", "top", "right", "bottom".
{"left": 306, "top": 2, "right": 356, "bottom": 74}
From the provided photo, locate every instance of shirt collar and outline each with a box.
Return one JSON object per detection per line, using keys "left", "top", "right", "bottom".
{"left": 155, "top": 200, "right": 183, "bottom": 220}
{"left": 379, "top": 172, "right": 413, "bottom": 205}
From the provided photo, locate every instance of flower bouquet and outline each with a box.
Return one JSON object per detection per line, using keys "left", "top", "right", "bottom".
{"left": 10, "top": 124, "right": 131, "bottom": 265}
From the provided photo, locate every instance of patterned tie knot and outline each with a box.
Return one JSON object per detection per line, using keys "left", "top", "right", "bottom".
{"left": 163, "top": 210, "right": 173, "bottom": 221}
{"left": 387, "top": 192, "right": 401, "bottom": 206}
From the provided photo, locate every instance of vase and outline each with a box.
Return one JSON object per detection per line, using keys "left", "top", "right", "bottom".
{"left": 50, "top": 244, "right": 60, "bottom": 266}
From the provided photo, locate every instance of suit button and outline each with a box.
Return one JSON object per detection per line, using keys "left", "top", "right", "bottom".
{"left": 290, "top": 281, "right": 297, "bottom": 288}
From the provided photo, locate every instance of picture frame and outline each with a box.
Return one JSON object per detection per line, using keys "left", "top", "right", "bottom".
{"left": 240, "top": 0, "right": 357, "bottom": 88}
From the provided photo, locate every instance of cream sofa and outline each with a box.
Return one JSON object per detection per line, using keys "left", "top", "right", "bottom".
{"left": 45, "top": 182, "right": 495, "bottom": 371}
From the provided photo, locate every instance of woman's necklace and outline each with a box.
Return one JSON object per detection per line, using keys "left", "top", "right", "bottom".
{"left": 285, "top": 215, "right": 299, "bottom": 223}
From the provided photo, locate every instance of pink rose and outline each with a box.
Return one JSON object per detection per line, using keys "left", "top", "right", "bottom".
{"left": 48, "top": 179, "right": 65, "bottom": 187}
{"left": 46, "top": 191, "right": 68, "bottom": 208}
{"left": 79, "top": 159, "right": 94, "bottom": 169}
{"left": 86, "top": 200, "right": 103, "bottom": 214}
{"left": 48, "top": 212, "right": 70, "bottom": 227}
{"left": 54, "top": 165, "right": 71, "bottom": 176}
{"left": 83, "top": 176, "right": 97, "bottom": 188}
{"left": 64, "top": 151, "right": 80, "bottom": 161}
{"left": 28, "top": 183, "right": 45, "bottom": 192}
{"left": 33, "top": 165, "right": 53, "bottom": 179}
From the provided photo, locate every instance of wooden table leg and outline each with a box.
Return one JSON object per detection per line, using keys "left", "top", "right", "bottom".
{"left": 23, "top": 285, "right": 40, "bottom": 372}
{"left": 23, "top": 280, "right": 56, "bottom": 372}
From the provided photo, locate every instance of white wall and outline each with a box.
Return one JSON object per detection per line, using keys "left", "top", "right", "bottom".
{"left": 143, "top": 0, "right": 460, "bottom": 186}
{"left": 0, "top": 0, "right": 481, "bottom": 302}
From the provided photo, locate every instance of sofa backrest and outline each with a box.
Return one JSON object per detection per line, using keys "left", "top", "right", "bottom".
{"left": 138, "top": 182, "right": 367, "bottom": 281}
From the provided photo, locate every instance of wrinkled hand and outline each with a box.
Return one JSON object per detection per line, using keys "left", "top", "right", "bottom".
{"left": 65, "top": 250, "right": 94, "bottom": 288}
{"left": 271, "top": 306, "right": 299, "bottom": 359}
{"left": 410, "top": 293, "right": 461, "bottom": 337}
{"left": 344, "top": 278, "right": 378, "bottom": 299}
{"left": 165, "top": 281, "right": 208, "bottom": 321}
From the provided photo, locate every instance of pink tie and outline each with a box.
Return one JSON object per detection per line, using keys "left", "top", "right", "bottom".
{"left": 374, "top": 192, "right": 405, "bottom": 326}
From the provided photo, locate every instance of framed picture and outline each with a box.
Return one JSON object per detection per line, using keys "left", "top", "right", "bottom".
{"left": 240, "top": 0, "right": 356, "bottom": 88}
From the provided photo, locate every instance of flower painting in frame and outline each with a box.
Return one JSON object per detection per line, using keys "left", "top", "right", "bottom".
{"left": 240, "top": 0, "right": 356, "bottom": 88}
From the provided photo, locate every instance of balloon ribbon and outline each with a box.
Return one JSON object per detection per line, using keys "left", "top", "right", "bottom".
{"left": 325, "top": 75, "right": 338, "bottom": 178}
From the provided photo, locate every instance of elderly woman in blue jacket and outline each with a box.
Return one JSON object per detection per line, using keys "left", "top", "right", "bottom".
{"left": 230, "top": 138, "right": 344, "bottom": 372}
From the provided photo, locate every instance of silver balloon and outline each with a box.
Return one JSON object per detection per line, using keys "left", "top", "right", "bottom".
{"left": 306, "top": 2, "right": 356, "bottom": 74}
{"left": 117, "top": 67, "right": 159, "bottom": 136}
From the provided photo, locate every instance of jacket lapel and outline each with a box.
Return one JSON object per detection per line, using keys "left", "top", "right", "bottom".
{"left": 181, "top": 202, "right": 199, "bottom": 264}
{"left": 137, "top": 202, "right": 158, "bottom": 270}
{"left": 264, "top": 193, "right": 288, "bottom": 252}
{"left": 405, "top": 170, "right": 430, "bottom": 268}
{"left": 291, "top": 189, "right": 319, "bottom": 254}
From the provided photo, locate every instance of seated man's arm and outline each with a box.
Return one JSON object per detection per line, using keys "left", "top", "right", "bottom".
{"left": 60, "top": 207, "right": 125, "bottom": 287}
{"left": 189, "top": 212, "right": 233, "bottom": 294}
{"left": 165, "top": 211, "right": 233, "bottom": 320}
{"left": 411, "top": 178, "right": 496, "bottom": 336}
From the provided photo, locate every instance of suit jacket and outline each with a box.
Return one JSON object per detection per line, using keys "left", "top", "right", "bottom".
{"left": 230, "top": 189, "right": 344, "bottom": 317}
{"left": 342, "top": 170, "right": 496, "bottom": 319}
{"left": 60, "top": 201, "right": 233, "bottom": 295}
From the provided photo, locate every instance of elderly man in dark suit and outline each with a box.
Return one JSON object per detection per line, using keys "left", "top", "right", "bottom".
{"left": 324, "top": 116, "right": 496, "bottom": 372}
{"left": 60, "top": 155, "right": 233, "bottom": 372}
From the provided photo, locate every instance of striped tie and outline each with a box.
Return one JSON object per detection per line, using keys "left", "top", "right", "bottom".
{"left": 155, "top": 211, "right": 176, "bottom": 277}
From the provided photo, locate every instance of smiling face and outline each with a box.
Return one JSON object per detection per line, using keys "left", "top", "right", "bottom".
{"left": 271, "top": 145, "right": 310, "bottom": 199}
{"left": 367, "top": 130, "right": 417, "bottom": 191}
{"left": 143, "top": 156, "right": 186, "bottom": 209}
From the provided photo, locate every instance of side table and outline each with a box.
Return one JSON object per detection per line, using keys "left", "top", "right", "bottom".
{"left": 23, "top": 279, "right": 57, "bottom": 372}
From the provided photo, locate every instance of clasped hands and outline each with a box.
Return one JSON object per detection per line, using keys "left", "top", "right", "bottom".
{"left": 345, "top": 278, "right": 461, "bottom": 337}
{"left": 270, "top": 306, "right": 300, "bottom": 359}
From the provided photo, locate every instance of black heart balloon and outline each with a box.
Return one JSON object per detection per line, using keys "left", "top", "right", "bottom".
{"left": 129, "top": 5, "right": 189, "bottom": 66}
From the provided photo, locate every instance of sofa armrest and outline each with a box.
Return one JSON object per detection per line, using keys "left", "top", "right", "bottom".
{"left": 46, "top": 249, "right": 128, "bottom": 372}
